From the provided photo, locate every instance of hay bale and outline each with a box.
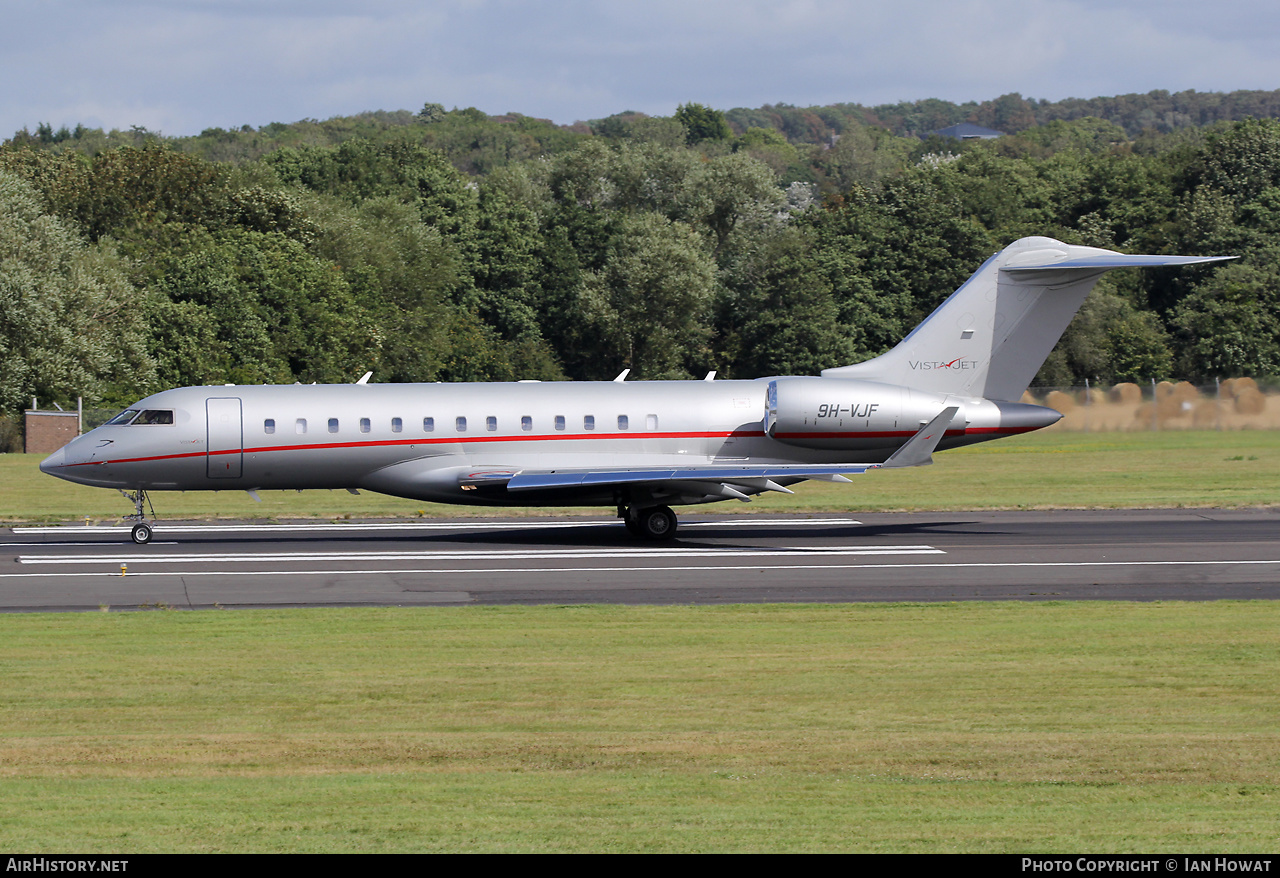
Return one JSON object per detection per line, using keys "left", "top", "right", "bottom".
{"left": 1155, "top": 380, "right": 1176, "bottom": 400}
{"left": 1235, "top": 387, "right": 1266, "bottom": 415}
{"left": 1171, "top": 381, "right": 1200, "bottom": 403}
{"left": 1156, "top": 396, "right": 1187, "bottom": 421}
{"left": 1109, "top": 383, "right": 1142, "bottom": 404}
{"left": 1020, "top": 390, "right": 1039, "bottom": 405}
{"left": 1192, "top": 400, "right": 1223, "bottom": 429}
{"left": 1222, "top": 377, "right": 1257, "bottom": 400}
{"left": 1045, "top": 390, "right": 1075, "bottom": 414}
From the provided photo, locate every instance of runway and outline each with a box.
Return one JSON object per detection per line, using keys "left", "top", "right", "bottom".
{"left": 4, "top": 508, "right": 1280, "bottom": 610}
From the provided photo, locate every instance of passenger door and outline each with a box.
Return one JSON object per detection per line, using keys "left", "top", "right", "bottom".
{"left": 206, "top": 397, "right": 243, "bottom": 479}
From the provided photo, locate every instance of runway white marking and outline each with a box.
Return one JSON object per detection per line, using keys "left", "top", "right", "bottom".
{"left": 0, "top": 542, "right": 180, "bottom": 548}
{"left": 17, "top": 545, "right": 941, "bottom": 565}
{"left": 9, "top": 518, "right": 859, "bottom": 537}
{"left": 683, "top": 519, "right": 860, "bottom": 528}
{"left": 3, "top": 559, "right": 1280, "bottom": 580}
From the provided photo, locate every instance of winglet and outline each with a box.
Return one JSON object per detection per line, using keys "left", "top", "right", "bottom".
{"left": 881, "top": 406, "right": 959, "bottom": 469}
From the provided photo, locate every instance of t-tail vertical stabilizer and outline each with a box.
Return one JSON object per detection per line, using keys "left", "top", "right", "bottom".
{"left": 821, "top": 236, "right": 1233, "bottom": 401}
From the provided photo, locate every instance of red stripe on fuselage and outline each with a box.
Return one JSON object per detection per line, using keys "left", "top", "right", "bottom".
{"left": 62, "top": 428, "right": 768, "bottom": 468}
{"left": 59, "top": 423, "right": 1040, "bottom": 470}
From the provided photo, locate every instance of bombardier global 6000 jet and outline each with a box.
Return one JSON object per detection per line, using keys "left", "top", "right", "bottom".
{"left": 41, "top": 236, "right": 1232, "bottom": 543}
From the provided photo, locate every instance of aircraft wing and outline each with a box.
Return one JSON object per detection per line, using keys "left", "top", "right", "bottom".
{"left": 503, "top": 464, "right": 863, "bottom": 502}
{"left": 503, "top": 406, "right": 960, "bottom": 497}
{"left": 505, "top": 464, "right": 869, "bottom": 492}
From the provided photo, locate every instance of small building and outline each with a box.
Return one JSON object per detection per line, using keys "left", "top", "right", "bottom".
{"left": 932, "top": 123, "right": 1004, "bottom": 141}
{"left": 24, "top": 401, "right": 80, "bottom": 454}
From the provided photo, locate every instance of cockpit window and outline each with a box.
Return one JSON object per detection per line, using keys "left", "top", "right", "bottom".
{"left": 104, "top": 409, "right": 139, "bottom": 426}
{"left": 134, "top": 410, "right": 174, "bottom": 425}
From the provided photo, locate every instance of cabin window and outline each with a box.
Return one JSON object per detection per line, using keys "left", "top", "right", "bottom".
{"left": 486, "top": 416, "right": 497, "bottom": 432}
{"left": 296, "top": 418, "right": 307, "bottom": 434}
{"left": 135, "top": 410, "right": 173, "bottom": 425}
{"left": 391, "top": 417, "right": 402, "bottom": 433}
{"left": 646, "top": 414, "right": 658, "bottom": 430}
{"left": 584, "top": 415, "right": 595, "bottom": 431}
{"left": 264, "top": 419, "right": 276, "bottom": 435}
{"left": 521, "top": 415, "right": 532, "bottom": 432}
{"left": 104, "top": 409, "right": 139, "bottom": 426}
{"left": 456, "top": 416, "right": 467, "bottom": 432}
{"left": 328, "top": 418, "right": 339, "bottom": 434}
{"left": 360, "top": 417, "right": 371, "bottom": 434}
{"left": 423, "top": 417, "right": 434, "bottom": 432}
{"left": 617, "top": 415, "right": 628, "bottom": 431}
{"left": 555, "top": 415, "right": 565, "bottom": 431}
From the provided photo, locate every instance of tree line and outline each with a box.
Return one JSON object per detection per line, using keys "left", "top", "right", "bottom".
{"left": 3, "top": 96, "right": 1280, "bottom": 436}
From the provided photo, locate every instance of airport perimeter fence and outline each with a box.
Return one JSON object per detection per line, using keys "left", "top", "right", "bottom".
{"left": 1024, "top": 378, "right": 1280, "bottom": 432}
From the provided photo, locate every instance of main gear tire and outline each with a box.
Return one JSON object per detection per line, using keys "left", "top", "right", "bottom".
{"left": 637, "top": 505, "right": 677, "bottom": 540}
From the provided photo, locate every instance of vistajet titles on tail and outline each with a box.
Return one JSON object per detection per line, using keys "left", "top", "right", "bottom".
{"left": 41, "top": 237, "right": 1232, "bottom": 543}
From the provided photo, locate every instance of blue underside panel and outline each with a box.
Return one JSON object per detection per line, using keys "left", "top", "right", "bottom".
{"left": 506, "top": 465, "right": 872, "bottom": 491}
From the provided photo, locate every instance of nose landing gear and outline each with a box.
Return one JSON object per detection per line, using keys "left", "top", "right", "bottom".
{"left": 119, "top": 489, "right": 156, "bottom": 544}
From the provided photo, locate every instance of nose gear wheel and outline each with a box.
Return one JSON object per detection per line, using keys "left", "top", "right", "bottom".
{"left": 119, "top": 489, "right": 156, "bottom": 544}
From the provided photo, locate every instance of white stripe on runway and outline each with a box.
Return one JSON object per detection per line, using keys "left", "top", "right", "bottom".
{"left": 0, "top": 542, "right": 180, "bottom": 548}
{"left": 10, "top": 518, "right": 859, "bottom": 536}
{"left": 2, "top": 558, "right": 1280, "bottom": 579}
{"left": 19, "top": 545, "right": 940, "bottom": 565}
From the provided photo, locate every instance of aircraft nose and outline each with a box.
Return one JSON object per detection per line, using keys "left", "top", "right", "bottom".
{"left": 39, "top": 447, "right": 66, "bottom": 474}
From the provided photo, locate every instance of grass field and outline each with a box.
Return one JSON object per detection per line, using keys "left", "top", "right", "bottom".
{"left": 1, "top": 603, "right": 1278, "bottom": 853}
{"left": 5, "top": 430, "right": 1280, "bottom": 522}
{"left": 5, "top": 431, "right": 1279, "bottom": 852}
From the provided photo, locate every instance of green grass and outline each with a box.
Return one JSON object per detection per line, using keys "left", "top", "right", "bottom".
{"left": 1, "top": 603, "right": 1278, "bottom": 852}
{"left": 6, "top": 430, "right": 1280, "bottom": 522}
{"left": 7, "top": 433, "right": 1279, "bottom": 851}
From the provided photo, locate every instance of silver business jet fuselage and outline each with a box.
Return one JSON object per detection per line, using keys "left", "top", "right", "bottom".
{"left": 40, "top": 377, "right": 1047, "bottom": 501}
{"left": 41, "top": 236, "right": 1232, "bottom": 542}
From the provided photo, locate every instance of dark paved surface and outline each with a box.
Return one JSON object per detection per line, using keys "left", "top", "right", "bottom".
{"left": 4, "top": 508, "right": 1279, "bottom": 610}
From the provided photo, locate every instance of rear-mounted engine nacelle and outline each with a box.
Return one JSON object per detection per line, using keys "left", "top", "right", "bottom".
{"left": 764, "top": 377, "right": 958, "bottom": 450}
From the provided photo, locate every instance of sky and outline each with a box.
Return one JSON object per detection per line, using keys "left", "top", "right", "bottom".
{"left": 4, "top": 0, "right": 1279, "bottom": 138}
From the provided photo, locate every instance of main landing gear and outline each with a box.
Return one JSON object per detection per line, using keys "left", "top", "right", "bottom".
{"left": 620, "top": 504, "right": 678, "bottom": 540}
{"left": 119, "top": 488, "right": 156, "bottom": 545}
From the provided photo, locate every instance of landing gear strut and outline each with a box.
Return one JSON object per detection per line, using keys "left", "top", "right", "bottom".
{"left": 620, "top": 504, "right": 678, "bottom": 540}
{"left": 119, "top": 489, "right": 156, "bottom": 545}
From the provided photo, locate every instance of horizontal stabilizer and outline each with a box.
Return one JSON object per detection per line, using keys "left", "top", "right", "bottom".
{"left": 1005, "top": 254, "right": 1236, "bottom": 272}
